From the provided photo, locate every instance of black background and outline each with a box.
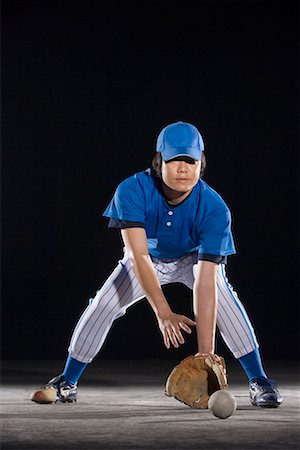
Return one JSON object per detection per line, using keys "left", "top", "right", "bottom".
{"left": 2, "top": 0, "right": 298, "bottom": 362}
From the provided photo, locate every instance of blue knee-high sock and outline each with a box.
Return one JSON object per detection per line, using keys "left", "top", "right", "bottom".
{"left": 238, "top": 348, "right": 268, "bottom": 381}
{"left": 62, "top": 354, "right": 88, "bottom": 385}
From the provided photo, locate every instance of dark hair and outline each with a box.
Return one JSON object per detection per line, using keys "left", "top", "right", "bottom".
{"left": 151, "top": 152, "right": 207, "bottom": 178}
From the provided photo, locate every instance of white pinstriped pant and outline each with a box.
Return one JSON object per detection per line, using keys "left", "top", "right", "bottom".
{"left": 69, "top": 251, "right": 258, "bottom": 363}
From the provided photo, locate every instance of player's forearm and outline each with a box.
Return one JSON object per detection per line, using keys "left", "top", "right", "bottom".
{"left": 129, "top": 254, "right": 171, "bottom": 316}
{"left": 193, "top": 281, "right": 217, "bottom": 354}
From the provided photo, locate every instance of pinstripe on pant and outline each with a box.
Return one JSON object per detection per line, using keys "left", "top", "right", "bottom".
{"left": 68, "top": 251, "right": 258, "bottom": 363}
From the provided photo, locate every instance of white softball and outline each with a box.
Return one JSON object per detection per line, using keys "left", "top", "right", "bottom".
{"left": 208, "top": 389, "right": 237, "bottom": 419}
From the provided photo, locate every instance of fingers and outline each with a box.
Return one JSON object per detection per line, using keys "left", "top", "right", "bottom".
{"left": 160, "top": 314, "right": 196, "bottom": 349}
{"left": 163, "top": 330, "right": 170, "bottom": 349}
{"left": 178, "top": 321, "right": 192, "bottom": 334}
{"left": 169, "top": 330, "right": 179, "bottom": 348}
{"left": 162, "top": 327, "right": 180, "bottom": 349}
{"left": 172, "top": 326, "right": 185, "bottom": 345}
{"left": 182, "top": 316, "right": 197, "bottom": 326}
{"left": 164, "top": 326, "right": 185, "bottom": 349}
{"left": 178, "top": 316, "right": 196, "bottom": 334}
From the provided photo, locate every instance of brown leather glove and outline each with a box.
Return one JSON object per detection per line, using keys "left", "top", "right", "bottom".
{"left": 165, "top": 354, "right": 228, "bottom": 409}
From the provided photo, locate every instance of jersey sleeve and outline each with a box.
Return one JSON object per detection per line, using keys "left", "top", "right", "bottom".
{"left": 102, "top": 176, "right": 146, "bottom": 224}
{"left": 107, "top": 218, "right": 144, "bottom": 229}
{"left": 197, "top": 254, "right": 228, "bottom": 264}
{"left": 198, "top": 210, "right": 236, "bottom": 257}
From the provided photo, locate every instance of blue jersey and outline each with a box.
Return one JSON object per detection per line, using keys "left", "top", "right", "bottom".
{"left": 103, "top": 169, "right": 236, "bottom": 260}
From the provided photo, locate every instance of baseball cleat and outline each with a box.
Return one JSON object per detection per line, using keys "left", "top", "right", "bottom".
{"left": 249, "top": 377, "right": 283, "bottom": 408}
{"left": 31, "top": 374, "right": 77, "bottom": 404}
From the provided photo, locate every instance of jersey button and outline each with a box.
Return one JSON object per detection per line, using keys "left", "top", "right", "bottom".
{"left": 166, "top": 221, "right": 172, "bottom": 226}
{"left": 168, "top": 211, "right": 173, "bottom": 216}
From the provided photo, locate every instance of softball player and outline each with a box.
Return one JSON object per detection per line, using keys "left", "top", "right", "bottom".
{"left": 31, "top": 121, "right": 282, "bottom": 407}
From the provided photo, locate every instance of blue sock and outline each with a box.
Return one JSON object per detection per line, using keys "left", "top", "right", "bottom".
{"left": 62, "top": 354, "right": 88, "bottom": 385}
{"left": 238, "top": 348, "right": 268, "bottom": 381}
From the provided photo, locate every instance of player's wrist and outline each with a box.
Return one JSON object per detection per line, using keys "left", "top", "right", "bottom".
{"left": 195, "top": 351, "right": 211, "bottom": 356}
{"left": 197, "top": 344, "right": 215, "bottom": 354}
{"left": 155, "top": 304, "right": 173, "bottom": 319}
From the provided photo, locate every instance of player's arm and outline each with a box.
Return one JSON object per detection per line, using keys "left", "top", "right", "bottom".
{"left": 193, "top": 260, "right": 219, "bottom": 355}
{"left": 121, "top": 227, "right": 196, "bottom": 349}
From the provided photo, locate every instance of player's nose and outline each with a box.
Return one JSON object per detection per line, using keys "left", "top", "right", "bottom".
{"left": 177, "top": 162, "right": 188, "bottom": 172}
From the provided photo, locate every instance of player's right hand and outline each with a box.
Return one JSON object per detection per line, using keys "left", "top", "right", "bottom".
{"left": 157, "top": 312, "right": 197, "bottom": 349}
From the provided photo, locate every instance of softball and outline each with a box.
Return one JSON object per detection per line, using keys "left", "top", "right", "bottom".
{"left": 208, "top": 389, "right": 237, "bottom": 419}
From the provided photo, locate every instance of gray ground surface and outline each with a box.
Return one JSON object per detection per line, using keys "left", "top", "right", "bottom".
{"left": 1, "top": 359, "right": 299, "bottom": 450}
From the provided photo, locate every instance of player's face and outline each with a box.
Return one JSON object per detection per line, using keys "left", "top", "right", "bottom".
{"left": 161, "top": 156, "right": 201, "bottom": 195}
